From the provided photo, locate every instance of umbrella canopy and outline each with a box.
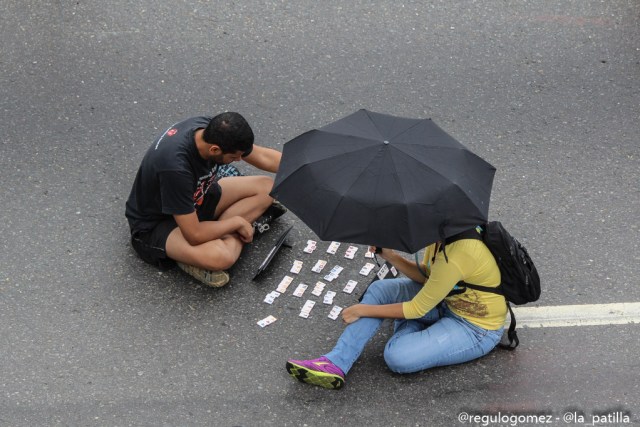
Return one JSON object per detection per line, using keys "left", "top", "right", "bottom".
{"left": 270, "top": 109, "right": 496, "bottom": 253}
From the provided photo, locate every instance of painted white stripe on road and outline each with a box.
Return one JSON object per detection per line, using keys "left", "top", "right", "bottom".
{"left": 508, "top": 303, "right": 640, "bottom": 328}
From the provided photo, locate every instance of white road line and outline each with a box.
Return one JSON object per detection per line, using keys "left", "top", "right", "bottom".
{"left": 509, "top": 302, "right": 640, "bottom": 328}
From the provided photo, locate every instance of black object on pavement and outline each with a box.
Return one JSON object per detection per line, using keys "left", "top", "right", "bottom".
{"left": 252, "top": 225, "right": 294, "bottom": 280}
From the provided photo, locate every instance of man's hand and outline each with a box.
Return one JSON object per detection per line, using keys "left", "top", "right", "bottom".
{"left": 233, "top": 216, "right": 254, "bottom": 243}
{"left": 174, "top": 212, "right": 257, "bottom": 246}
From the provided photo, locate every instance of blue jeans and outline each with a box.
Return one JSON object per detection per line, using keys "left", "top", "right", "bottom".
{"left": 324, "top": 278, "right": 504, "bottom": 375}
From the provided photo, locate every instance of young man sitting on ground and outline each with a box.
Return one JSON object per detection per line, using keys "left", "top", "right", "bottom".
{"left": 125, "top": 112, "right": 285, "bottom": 287}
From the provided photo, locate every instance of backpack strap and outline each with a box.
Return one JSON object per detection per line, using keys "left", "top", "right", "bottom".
{"left": 454, "top": 282, "right": 519, "bottom": 350}
{"left": 438, "top": 223, "right": 449, "bottom": 263}
{"left": 439, "top": 225, "right": 483, "bottom": 263}
{"left": 498, "top": 302, "right": 519, "bottom": 350}
{"left": 459, "top": 282, "right": 502, "bottom": 295}
{"left": 444, "top": 226, "right": 483, "bottom": 245}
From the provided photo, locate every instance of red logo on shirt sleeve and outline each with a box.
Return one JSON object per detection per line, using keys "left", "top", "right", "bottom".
{"left": 167, "top": 128, "right": 177, "bottom": 137}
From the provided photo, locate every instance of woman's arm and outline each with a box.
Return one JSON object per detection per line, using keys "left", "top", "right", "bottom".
{"left": 342, "top": 303, "right": 405, "bottom": 324}
{"left": 373, "top": 247, "right": 427, "bottom": 283}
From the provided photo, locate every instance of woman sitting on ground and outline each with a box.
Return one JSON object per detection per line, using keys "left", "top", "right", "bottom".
{"left": 286, "top": 230, "right": 507, "bottom": 390}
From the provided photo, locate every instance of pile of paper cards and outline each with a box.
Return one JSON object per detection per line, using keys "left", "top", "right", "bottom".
{"left": 257, "top": 240, "right": 386, "bottom": 328}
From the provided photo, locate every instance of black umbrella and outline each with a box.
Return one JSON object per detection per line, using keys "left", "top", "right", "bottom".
{"left": 270, "top": 109, "right": 496, "bottom": 253}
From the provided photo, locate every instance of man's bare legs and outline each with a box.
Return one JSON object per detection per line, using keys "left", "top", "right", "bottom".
{"left": 214, "top": 176, "right": 274, "bottom": 223}
{"left": 166, "top": 175, "right": 274, "bottom": 272}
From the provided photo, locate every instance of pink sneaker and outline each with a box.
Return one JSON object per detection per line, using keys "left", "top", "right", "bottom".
{"left": 286, "top": 356, "right": 345, "bottom": 390}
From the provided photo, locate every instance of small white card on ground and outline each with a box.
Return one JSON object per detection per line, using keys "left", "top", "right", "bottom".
{"left": 359, "top": 262, "right": 376, "bottom": 276}
{"left": 376, "top": 262, "right": 400, "bottom": 280}
{"left": 293, "top": 283, "right": 308, "bottom": 297}
{"left": 257, "top": 315, "right": 277, "bottom": 327}
{"left": 311, "top": 259, "right": 327, "bottom": 273}
{"left": 290, "top": 260, "right": 303, "bottom": 274}
{"left": 299, "top": 299, "right": 316, "bottom": 318}
{"left": 324, "top": 265, "right": 344, "bottom": 282}
{"left": 343, "top": 279, "right": 358, "bottom": 294}
{"left": 303, "top": 240, "right": 317, "bottom": 254}
{"left": 328, "top": 305, "right": 343, "bottom": 320}
{"left": 311, "top": 281, "right": 327, "bottom": 296}
{"left": 344, "top": 245, "right": 358, "bottom": 259}
{"left": 327, "top": 241, "right": 341, "bottom": 254}
{"left": 276, "top": 275, "right": 294, "bottom": 293}
{"left": 263, "top": 291, "right": 281, "bottom": 304}
{"left": 323, "top": 290, "right": 337, "bottom": 305}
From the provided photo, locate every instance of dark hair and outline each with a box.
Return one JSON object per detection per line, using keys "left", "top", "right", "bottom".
{"left": 202, "top": 112, "right": 254, "bottom": 156}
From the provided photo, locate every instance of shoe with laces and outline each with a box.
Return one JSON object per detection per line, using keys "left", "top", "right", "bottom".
{"left": 286, "top": 356, "right": 345, "bottom": 390}
{"left": 253, "top": 201, "right": 288, "bottom": 234}
{"left": 215, "top": 164, "right": 243, "bottom": 179}
{"left": 176, "top": 262, "right": 230, "bottom": 287}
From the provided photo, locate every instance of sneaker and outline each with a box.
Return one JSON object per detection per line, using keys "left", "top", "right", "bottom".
{"left": 286, "top": 356, "right": 345, "bottom": 390}
{"left": 253, "top": 200, "right": 288, "bottom": 234}
{"left": 215, "top": 164, "right": 243, "bottom": 179}
{"left": 177, "top": 262, "right": 230, "bottom": 287}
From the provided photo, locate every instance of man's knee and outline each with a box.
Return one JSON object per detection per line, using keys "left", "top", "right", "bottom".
{"left": 189, "top": 238, "right": 241, "bottom": 271}
{"left": 200, "top": 251, "right": 237, "bottom": 271}
{"left": 255, "top": 175, "right": 274, "bottom": 194}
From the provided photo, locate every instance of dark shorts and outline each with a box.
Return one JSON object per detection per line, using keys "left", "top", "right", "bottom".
{"left": 130, "top": 182, "right": 222, "bottom": 270}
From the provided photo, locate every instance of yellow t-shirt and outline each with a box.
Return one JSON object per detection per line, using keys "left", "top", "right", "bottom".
{"left": 402, "top": 239, "right": 507, "bottom": 330}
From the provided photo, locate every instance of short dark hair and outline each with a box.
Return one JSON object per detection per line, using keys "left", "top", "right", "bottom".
{"left": 202, "top": 112, "right": 254, "bottom": 156}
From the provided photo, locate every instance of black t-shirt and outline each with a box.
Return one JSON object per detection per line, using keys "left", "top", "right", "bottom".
{"left": 125, "top": 116, "right": 219, "bottom": 234}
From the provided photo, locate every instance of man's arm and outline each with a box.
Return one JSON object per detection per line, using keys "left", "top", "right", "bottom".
{"left": 174, "top": 211, "right": 254, "bottom": 246}
{"left": 242, "top": 144, "right": 281, "bottom": 173}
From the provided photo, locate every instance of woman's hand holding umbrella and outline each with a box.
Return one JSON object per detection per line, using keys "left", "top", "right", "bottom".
{"left": 368, "top": 246, "right": 396, "bottom": 266}
{"left": 369, "top": 246, "right": 429, "bottom": 284}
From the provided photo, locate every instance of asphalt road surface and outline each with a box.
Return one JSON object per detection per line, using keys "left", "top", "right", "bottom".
{"left": 1, "top": 1, "right": 638, "bottom": 426}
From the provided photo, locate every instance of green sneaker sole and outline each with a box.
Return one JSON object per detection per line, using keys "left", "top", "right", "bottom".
{"left": 286, "top": 361, "right": 344, "bottom": 390}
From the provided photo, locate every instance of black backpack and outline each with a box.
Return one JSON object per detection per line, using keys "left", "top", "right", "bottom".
{"left": 445, "top": 221, "right": 541, "bottom": 349}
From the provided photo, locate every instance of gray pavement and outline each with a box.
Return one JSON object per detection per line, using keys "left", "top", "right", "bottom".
{"left": 1, "top": 1, "right": 639, "bottom": 426}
